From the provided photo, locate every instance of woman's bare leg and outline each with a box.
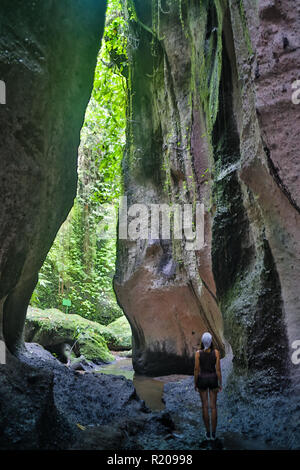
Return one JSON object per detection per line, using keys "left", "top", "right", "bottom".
{"left": 199, "top": 390, "right": 210, "bottom": 433}
{"left": 209, "top": 389, "right": 218, "bottom": 434}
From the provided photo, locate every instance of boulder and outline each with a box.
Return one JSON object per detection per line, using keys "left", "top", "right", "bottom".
{"left": 0, "top": 351, "right": 71, "bottom": 449}
{"left": 25, "top": 307, "right": 114, "bottom": 363}
{"left": 104, "top": 315, "right": 132, "bottom": 351}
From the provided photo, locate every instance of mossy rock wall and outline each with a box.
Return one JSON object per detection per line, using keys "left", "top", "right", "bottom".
{"left": 26, "top": 307, "right": 132, "bottom": 363}
{"left": 0, "top": 0, "right": 107, "bottom": 355}
{"left": 114, "top": 0, "right": 299, "bottom": 386}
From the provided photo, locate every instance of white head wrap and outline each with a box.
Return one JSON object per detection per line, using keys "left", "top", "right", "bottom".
{"left": 201, "top": 332, "right": 212, "bottom": 350}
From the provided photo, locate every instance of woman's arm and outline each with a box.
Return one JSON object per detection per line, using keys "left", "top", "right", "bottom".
{"left": 215, "top": 349, "right": 222, "bottom": 391}
{"left": 194, "top": 351, "right": 200, "bottom": 390}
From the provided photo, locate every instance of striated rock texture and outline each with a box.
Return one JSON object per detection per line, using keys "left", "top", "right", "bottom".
{"left": 114, "top": 0, "right": 300, "bottom": 382}
{"left": 0, "top": 0, "right": 107, "bottom": 354}
{"left": 228, "top": 0, "right": 300, "bottom": 387}
{"left": 114, "top": 0, "right": 227, "bottom": 375}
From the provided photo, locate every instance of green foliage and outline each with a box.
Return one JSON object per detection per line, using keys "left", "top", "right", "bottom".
{"left": 31, "top": 0, "right": 127, "bottom": 325}
{"left": 81, "top": 0, "right": 127, "bottom": 205}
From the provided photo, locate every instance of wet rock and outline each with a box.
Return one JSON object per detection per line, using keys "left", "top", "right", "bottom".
{"left": 114, "top": 1, "right": 226, "bottom": 376}
{"left": 156, "top": 411, "right": 176, "bottom": 431}
{"left": 228, "top": 0, "right": 300, "bottom": 386}
{"left": 20, "top": 343, "right": 144, "bottom": 429}
{"left": 114, "top": 0, "right": 300, "bottom": 390}
{"left": 0, "top": 0, "right": 107, "bottom": 355}
{"left": 8, "top": 343, "right": 181, "bottom": 450}
{"left": 25, "top": 307, "right": 114, "bottom": 363}
{"left": 0, "top": 351, "right": 71, "bottom": 450}
{"left": 71, "top": 424, "right": 127, "bottom": 451}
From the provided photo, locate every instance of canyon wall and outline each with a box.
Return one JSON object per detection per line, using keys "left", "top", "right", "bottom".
{"left": 0, "top": 0, "right": 298, "bottom": 387}
{"left": 0, "top": 0, "right": 107, "bottom": 449}
{"left": 114, "top": 0, "right": 300, "bottom": 382}
{"left": 0, "top": 0, "right": 107, "bottom": 354}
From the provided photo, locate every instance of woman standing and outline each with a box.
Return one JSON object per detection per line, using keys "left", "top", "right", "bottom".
{"left": 194, "top": 332, "right": 222, "bottom": 441}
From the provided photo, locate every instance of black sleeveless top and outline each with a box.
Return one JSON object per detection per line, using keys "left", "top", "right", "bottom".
{"left": 199, "top": 349, "right": 216, "bottom": 374}
{"left": 197, "top": 349, "right": 218, "bottom": 390}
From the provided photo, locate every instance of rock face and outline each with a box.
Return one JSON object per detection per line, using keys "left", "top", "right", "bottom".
{"left": 228, "top": 0, "right": 300, "bottom": 386}
{"left": 114, "top": 0, "right": 226, "bottom": 376}
{"left": 1, "top": 343, "right": 176, "bottom": 450}
{"left": 0, "top": 0, "right": 107, "bottom": 354}
{"left": 25, "top": 307, "right": 115, "bottom": 363}
{"left": 0, "top": 350, "right": 71, "bottom": 450}
{"left": 0, "top": 0, "right": 299, "bottom": 390}
{"left": 0, "top": 0, "right": 107, "bottom": 449}
{"left": 0, "top": 0, "right": 299, "bottom": 450}
{"left": 25, "top": 307, "right": 131, "bottom": 361}
{"left": 114, "top": 0, "right": 300, "bottom": 382}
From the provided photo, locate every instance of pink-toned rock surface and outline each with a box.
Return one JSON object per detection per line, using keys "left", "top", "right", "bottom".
{"left": 115, "top": 244, "right": 224, "bottom": 375}
{"left": 0, "top": 1, "right": 106, "bottom": 353}
{"left": 114, "top": 1, "right": 226, "bottom": 375}
{"left": 115, "top": 0, "right": 299, "bottom": 383}
{"left": 229, "top": 0, "right": 300, "bottom": 385}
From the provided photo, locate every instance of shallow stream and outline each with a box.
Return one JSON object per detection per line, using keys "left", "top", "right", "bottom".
{"left": 94, "top": 354, "right": 190, "bottom": 411}
{"left": 93, "top": 351, "right": 280, "bottom": 450}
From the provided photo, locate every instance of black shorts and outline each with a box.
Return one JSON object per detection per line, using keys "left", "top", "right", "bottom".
{"left": 197, "top": 373, "right": 218, "bottom": 391}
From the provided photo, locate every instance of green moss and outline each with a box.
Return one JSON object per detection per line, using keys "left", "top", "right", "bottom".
{"left": 210, "top": 0, "right": 224, "bottom": 127}
{"left": 162, "top": 149, "right": 172, "bottom": 199}
{"left": 104, "top": 315, "right": 132, "bottom": 350}
{"left": 200, "top": 0, "right": 224, "bottom": 135}
{"left": 238, "top": 0, "right": 253, "bottom": 56}
{"left": 178, "top": 0, "right": 188, "bottom": 38}
{"left": 26, "top": 307, "right": 115, "bottom": 362}
{"left": 152, "top": 0, "right": 160, "bottom": 39}
{"left": 78, "top": 335, "right": 113, "bottom": 363}
{"left": 127, "top": 65, "right": 134, "bottom": 166}
{"left": 127, "top": 0, "right": 138, "bottom": 22}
